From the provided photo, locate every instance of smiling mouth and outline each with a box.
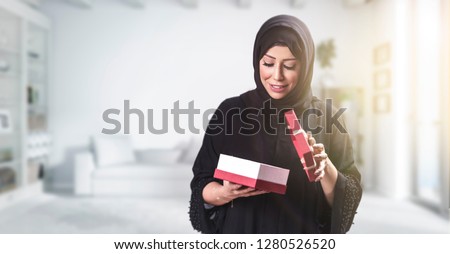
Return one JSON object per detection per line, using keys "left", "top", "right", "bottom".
{"left": 270, "top": 84, "right": 288, "bottom": 91}
{"left": 271, "top": 84, "right": 287, "bottom": 88}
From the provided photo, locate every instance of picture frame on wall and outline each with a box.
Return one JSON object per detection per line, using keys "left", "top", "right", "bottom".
{"left": 373, "top": 43, "right": 390, "bottom": 65}
{"left": 373, "top": 94, "right": 391, "bottom": 114}
{"left": 374, "top": 69, "right": 391, "bottom": 90}
{"left": 0, "top": 109, "right": 12, "bottom": 133}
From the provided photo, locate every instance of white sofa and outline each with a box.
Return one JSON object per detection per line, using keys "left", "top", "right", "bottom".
{"left": 74, "top": 135, "right": 201, "bottom": 197}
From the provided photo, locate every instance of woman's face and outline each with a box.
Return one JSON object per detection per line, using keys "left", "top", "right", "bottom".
{"left": 259, "top": 46, "right": 300, "bottom": 100}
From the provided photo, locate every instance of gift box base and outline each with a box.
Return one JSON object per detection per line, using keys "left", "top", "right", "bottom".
{"left": 214, "top": 169, "right": 287, "bottom": 195}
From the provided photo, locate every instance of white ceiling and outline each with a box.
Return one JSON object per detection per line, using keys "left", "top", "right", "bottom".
{"left": 20, "top": 0, "right": 372, "bottom": 10}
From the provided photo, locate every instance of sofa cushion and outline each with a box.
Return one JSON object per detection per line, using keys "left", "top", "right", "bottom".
{"left": 92, "top": 135, "right": 136, "bottom": 167}
{"left": 135, "top": 148, "right": 183, "bottom": 165}
{"left": 92, "top": 163, "right": 192, "bottom": 179}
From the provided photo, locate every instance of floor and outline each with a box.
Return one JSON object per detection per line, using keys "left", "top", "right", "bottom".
{"left": 349, "top": 192, "right": 449, "bottom": 233}
{"left": 0, "top": 191, "right": 448, "bottom": 234}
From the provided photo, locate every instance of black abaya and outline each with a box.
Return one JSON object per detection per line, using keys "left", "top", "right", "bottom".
{"left": 189, "top": 94, "right": 362, "bottom": 233}
{"left": 189, "top": 15, "right": 362, "bottom": 234}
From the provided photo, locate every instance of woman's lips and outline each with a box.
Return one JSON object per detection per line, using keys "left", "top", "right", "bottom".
{"left": 269, "top": 84, "right": 288, "bottom": 93}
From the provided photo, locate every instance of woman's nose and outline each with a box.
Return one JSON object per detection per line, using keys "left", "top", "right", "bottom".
{"left": 273, "top": 64, "right": 284, "bottom": 81}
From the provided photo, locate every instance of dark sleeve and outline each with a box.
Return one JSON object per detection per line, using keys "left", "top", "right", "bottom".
{"left": 327, "top": 112, "right": 363, "bottom": 233}
{"left": 188, "top": 99, "right": 233, "bottom": 233}
{"left": 311, "top": 99, "right": 363, "bottom": 233}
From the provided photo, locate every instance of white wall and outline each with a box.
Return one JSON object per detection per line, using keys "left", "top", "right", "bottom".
{"left": 370, "top": 0, "right": 437, "bottom": 199}
{"left": 39, "top": 0, "right": 373, "bottom": 189}
{"left": 370, "top": 0, "right": 397, "bottom": 197}
{"left": 443, "top": 0, "right": 450, "bottom": 211}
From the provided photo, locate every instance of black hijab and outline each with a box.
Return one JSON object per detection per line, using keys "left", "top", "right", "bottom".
{"left": 241, "top": 14, "right": 315, "bottom": 114}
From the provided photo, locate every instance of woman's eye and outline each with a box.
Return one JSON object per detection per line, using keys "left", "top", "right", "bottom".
{"left": 283, "top": 64, "right": 296, "bottom": 70}
{"left": 262, "top": 61, "right": 274, "bottom": 67}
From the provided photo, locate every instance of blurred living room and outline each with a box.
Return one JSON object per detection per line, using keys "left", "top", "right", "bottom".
{"left": 0, "top": 0, "right": 448, "bottom": 234}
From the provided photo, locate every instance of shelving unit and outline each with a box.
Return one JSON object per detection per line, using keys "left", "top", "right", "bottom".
{"left": 26, "top": 21, "right": 50, "bottom": 188}
{"left": 0, "top": 0, "right": 50, "bottom": 209}
{"left": 0, "top": 6, "right": 22, "bottom": 199}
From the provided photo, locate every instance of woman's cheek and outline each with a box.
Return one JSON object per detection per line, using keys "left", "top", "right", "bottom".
{"left": 260, "top": 66, "right": 272, "bottom": 80}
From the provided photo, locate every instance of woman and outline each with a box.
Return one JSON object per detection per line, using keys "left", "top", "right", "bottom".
{"left": 189, "top": 15, "right": 362, "bottom": 233}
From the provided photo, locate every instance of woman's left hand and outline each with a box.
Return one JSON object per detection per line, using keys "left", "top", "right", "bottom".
{"left": 307, "top": 132, "right": 328, "bottom": 182}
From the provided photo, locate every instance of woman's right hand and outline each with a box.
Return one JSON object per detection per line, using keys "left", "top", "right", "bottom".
{"left": 203, "top": 181, "right": 268, "bottom": 206}
{"left": 222, "top": 180, "right": 268, "bottom": 201}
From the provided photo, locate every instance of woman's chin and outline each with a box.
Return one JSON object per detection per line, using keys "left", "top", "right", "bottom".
{"left": 268, "top": 92, "right": 288, "bottom": 100}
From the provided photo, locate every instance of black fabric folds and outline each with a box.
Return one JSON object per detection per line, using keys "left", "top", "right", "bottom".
{"left": 189, "top": 15, "right": 362, "bottom": 234}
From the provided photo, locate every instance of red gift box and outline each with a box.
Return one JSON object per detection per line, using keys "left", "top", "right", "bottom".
{"left": 284, "top": 109, "right": 317, "bottom": 182}
{"left": 214, "top": 154, "right": 290, "bottom": 195}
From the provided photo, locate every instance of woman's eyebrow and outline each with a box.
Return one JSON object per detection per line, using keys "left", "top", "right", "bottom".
{"left": 264, "top": 54, "right": 276, "bottom": 59}
{"left": 264, "top": 54, "right": 297, "bottom": 61}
